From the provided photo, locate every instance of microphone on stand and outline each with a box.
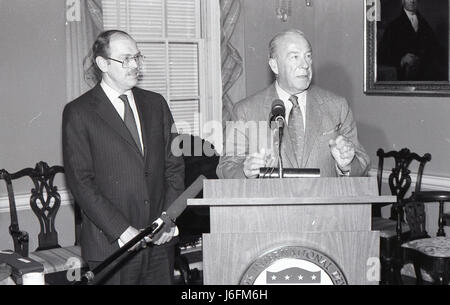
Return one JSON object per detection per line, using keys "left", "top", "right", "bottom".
{"left": 269, "top": 99, "right": 286, "bottom": 178}
{"left": 261, "top": 99, "right": 321, "bottom": 179}
{"left": 270, "top": 99, "right": 286, "bottom": 124}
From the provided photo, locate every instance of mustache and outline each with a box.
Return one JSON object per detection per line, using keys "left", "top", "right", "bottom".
{"left": 128, "top": 68, "right": 141, "bottom": 76}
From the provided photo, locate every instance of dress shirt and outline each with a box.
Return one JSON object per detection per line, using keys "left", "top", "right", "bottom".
{"left": 100, "top": 80, "right": 144, "bottom": 152}
{"left": 404, "top": 9, "right": 419, "bottom": 32}
{"left": 275, "top": 81, "right": 307, "bottom": 129}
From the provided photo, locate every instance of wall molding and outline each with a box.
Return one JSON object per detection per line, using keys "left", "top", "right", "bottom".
{"left": 0, "top": 188, "right": 74, "bottom": 214}
{"left": 368, "top": 169, "right": 450, "bottom": 192}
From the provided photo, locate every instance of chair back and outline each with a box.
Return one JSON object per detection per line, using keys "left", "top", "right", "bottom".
{"left": 377, "top": 148, "right": 431, "bottom": 238}
{"left": 0, "top": 161, "right": 64, "bottom": 255}
{"left": 0, "top": 169, "right": 29, "bottom": 257}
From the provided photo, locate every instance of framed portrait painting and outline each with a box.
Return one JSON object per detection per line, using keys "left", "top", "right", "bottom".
{"left": 364, "top": 0, "right": 450, "bottom": 95}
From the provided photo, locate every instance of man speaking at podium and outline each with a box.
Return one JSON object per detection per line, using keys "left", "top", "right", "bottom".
{"left": 217, "top": 29, "right": 370, "bottom": 179}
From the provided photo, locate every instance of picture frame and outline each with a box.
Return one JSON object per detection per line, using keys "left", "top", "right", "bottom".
{"left": 364, "top": 0, "right": 450, "bottom": 96}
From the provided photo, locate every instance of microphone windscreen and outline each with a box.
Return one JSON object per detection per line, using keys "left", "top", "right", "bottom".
{"left": 271, "top": 99, "right": 285, "bottom": 118}
{"left": 166, "top": 175, "right": 206, "bottom": 220}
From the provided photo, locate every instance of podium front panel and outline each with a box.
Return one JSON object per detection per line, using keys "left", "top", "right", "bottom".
{"left": 209, "top": 204, "right": 371, "bottom": 233}
{"left": 195, "top": 177, "right": 389, "bottom": 285}
{"left": 203, "top": 231, "right": 380, "bottom": 285}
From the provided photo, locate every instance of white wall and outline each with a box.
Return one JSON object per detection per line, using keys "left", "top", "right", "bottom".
{"left": 0, "top": 0, "right": 67, "bottom": 194}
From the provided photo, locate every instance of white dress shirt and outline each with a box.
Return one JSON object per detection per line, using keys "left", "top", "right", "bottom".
{"left": 275, "top": 81, "right": 307, "bottom": 129}
{"left": 404, "top": 9, "right": 419, "bottom": 32}
{"left": 100, "top": 80, "right": 144, "bottom": 152}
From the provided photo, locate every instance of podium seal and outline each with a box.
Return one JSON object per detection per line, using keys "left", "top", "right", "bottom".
{"left": 240, "top": 246, "right": 347, "bottom": 285}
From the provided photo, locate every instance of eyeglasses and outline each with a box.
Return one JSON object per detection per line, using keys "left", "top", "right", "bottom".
{"left": 105, "top": 53, "right": 145, "bottom": 68}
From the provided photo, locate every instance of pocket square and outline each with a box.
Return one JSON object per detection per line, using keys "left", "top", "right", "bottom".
{"left": 322, "top": 123, "right": 342, "bottom": 136}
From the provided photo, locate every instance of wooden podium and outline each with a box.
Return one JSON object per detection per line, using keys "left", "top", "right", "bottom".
{"left": 187, "top": 177, "right": 395, "bottom": 285}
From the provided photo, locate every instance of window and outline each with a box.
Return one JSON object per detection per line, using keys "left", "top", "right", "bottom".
{"left": 102, "top": 0, "right": 221, "bottom": 147}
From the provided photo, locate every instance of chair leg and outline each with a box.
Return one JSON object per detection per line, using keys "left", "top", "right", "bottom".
{"left": 435, "top": 273, "right": 449, "bottom": 285}
{"left": 386, "top": 261, "right": 398, "bottom": 285}
{"left": 413, "top": 262, "right": 423, "bottom": 285}
{"left": 393, "top": 263, "right": 403, "bottom": 285}
{"left": 174, "top": 253, "right": 191, "bottom": 285}
{"left": 380, "top": 258, "right": 391, "bottom": 285}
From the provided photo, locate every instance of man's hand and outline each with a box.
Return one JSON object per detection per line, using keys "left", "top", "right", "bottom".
{"left": 329, "top": 135, "right": 355, "bottom": 172}
{"left": 400, "top": 53, "right": 420, "bottom": 68}
{"left": 149, "top": 219, "right": 177, "bottom": 246}
{"left": 243, "top": 149, "right": 276, "bottom": 178}
{"left": 118, "top": 226, "right": 140, "bottom": 251}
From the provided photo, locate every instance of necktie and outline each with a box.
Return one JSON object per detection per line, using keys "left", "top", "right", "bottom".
{"left": 119, "top": 94, "right": 143, "bottom": 155}
{"left": 410, "top": 14, "right": 418, "bottom": 32}
{"left": 288, "top": 95, "right": 304, "bottom": 166}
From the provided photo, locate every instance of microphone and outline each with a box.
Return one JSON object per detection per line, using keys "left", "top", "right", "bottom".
{"left": 269, "top": 99, "right": 285, "bottom": 178}
{"left": 270, "top": 99, "right": 286, "bottom": 123}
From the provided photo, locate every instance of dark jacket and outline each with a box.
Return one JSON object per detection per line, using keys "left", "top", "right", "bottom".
{"left": 62, "top": 84, "right": 184, "bottom": 262}
{"left": 378, "top": 9, "right": 446, "bottom": 80}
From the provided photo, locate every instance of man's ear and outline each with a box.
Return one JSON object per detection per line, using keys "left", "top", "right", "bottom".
{"left": 95, "top": 56, "right": 108, "bottom": 73}
{"left": 269, "top": 58, "right": 278, "bottom": 75}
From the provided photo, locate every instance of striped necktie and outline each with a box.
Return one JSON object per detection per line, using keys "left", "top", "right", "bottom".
{"left": 288, "top": 95, "right": 304, "bottom": 166}
{"left": 119, "top": 94, "right": 143, "bottom": 155}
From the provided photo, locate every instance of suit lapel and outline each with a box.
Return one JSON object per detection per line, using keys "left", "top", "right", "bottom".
{"left": 400, "top": 10, "right": 418, "bottom": 35}
{"left": 132, "top": 88, "right": 151, "bottom": 161}
{"left": 302, "top": 88, "right": 322, "bottom": 166}
{"left": 91, "top": 84, "right": 144, "bottom": 158}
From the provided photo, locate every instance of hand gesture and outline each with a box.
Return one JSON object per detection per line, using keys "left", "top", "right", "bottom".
{"left": 329, "top": 135, "right": 355, "bottom": 172}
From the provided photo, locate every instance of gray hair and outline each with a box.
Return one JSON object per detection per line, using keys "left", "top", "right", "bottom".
{"left": 268, "top": 29, "right": 307, "bottom": 59}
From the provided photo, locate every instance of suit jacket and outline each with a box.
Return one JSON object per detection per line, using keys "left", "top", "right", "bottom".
{"left": 62, "top": 84, "right": 184, "bottom": 262}
{"left": 217, "top": 83, "right": 370, "bottom": 179}
{"left": 377, "top": 10, "right": 444, "bottom": 80}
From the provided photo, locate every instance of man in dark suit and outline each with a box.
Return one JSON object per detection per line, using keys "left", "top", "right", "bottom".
{"left": 62, "top": 30, "right": 184, "bottom": 284}
{"left": 217, "top": 29, "right": 370, "bottom": 179}
{"left": 378, "top": 0, "right": 447, "bottom": 80}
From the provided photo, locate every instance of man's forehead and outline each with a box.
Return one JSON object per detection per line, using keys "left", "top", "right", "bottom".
{"left": 110, "top": 32, "right": 134, "bottom": 42}
{"left": 109, "top": 34, "right": 138, "bottom": 53}
{"left": 281, "top": 39, "right": 311, "bottom": 54}
{"left": 280, "top": 34, "right": 310, "bottom": 48}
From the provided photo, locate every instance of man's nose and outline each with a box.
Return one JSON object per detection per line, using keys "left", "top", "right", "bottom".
{"left": 129, "top": 58, "right": 139, "bottom": 69}
{"left": 298, "top": 56, "right": 310, "bottom": 69}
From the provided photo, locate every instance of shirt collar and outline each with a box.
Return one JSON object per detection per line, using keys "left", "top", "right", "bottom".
{"left": 275, "top": 81, "right": 307, "bottom": 108}
{"left": 404, "top": 8, "right": 417, "bottom": 19}
{"left": 100, "top": 80, "right": 132, "bottom": 102}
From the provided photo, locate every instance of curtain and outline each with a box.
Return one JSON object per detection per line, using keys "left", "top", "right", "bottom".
{"left": 220, "top": 0, "right": 243, "bottom": 122}
{"left": 65, "top": 0, "right": 103, "bottom": 102}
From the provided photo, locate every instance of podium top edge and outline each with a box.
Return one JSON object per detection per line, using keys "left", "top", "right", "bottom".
{"left": 187, "top": 195, "right": 396, "bottom": 206}
{"left": 202, "top": 177, "right": 380, "bottom": 199}
{"left": 204, "top": 177, "right": 376, "bottom": 181}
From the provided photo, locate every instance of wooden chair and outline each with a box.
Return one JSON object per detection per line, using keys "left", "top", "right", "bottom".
{"left": 401, "top": 191, "right": 450, "bottom": 284}
{"left": 372, "top": 148, "right": 431, "bottom": 284}
{"left": 0, "top": 161, "right": 86, "bottom": 284}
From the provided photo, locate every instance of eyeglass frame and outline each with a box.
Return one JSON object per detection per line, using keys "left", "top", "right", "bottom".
{"left": 105, "top": 53, "right": 145, "bottom": 68}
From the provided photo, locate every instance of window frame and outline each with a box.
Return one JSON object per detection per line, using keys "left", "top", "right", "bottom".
{"left": 102, "top": 0, "right": 222, "bottom": 151}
